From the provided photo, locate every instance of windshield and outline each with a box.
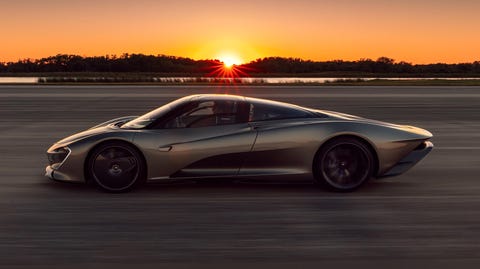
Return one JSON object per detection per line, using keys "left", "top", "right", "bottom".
{"left": 121, "top": 96, "right": 191, "bottom": 129}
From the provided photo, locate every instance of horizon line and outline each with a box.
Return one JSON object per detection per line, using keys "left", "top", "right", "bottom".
{"left": 2, "top": 53, "right": 480, "bottom": 66}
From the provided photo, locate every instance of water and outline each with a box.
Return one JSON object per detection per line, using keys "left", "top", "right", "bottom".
{"left": 1, "top": 76, "right": 480, "bottom": 84}
{"left": 0, "top": 77, "right": 39, "bottom": 83}
{"left": 242, "top": 77, "right": 480, "bottom": 83}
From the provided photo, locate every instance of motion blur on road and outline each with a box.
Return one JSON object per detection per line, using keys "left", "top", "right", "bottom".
{"left": 1, "top": 85, "right": 479, "bottom": 268}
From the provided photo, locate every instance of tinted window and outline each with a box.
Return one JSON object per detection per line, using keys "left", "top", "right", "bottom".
{"left": 249, "top": 101, "right": 313, "bottom": 122}
{"left": 162, "top": 100, "right": 248, "bottom": 128}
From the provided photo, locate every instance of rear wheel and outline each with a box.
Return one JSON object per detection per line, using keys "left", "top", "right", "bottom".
{"left": 87, "top": 141, "right": 146, "bottom": 192}
{"left": 314, "top": 137, "right": 374, "bottom": 192}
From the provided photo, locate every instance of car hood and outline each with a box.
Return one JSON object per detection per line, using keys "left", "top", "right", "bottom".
{"left": 89, "top": 115, "right": 138, "bottom": 129}
{"left": 55, "top": 116, "right": 137, "bottom": 146}
{"left": 55, "top": 126, "right": 111, "bottom": 145}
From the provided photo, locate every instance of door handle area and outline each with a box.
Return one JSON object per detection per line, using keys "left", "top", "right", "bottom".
{"left": 158, "top": 146, "right": 172, "bottom": 152}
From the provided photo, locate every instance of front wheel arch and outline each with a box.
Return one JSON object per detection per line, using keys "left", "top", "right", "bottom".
{"left": 84, "top": 139, "right": 147, "bottom": 187}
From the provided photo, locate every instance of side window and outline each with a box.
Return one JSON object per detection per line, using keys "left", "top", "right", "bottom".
{"left": 164, "top": 100, "right": 247, "bottom": 128}
{"left": 250, "top": 102, "right": 312, "bottom": 122}
{"left": 187, "top": 101, "right": 215, "bottom": 117}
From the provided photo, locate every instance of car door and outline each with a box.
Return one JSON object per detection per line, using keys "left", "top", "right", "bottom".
{"left": 239, "top": 100, "right": 319, "bottom": 176}
{"left": 133, "top": 99, "right": 257, "bottom": 179}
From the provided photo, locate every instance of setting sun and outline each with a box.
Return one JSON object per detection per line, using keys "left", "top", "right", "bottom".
{"left": 208, "top": 52, "right": 249, "bottom": 78}
{"left": 217, "top": 53, "right": 243, "bottom": 68}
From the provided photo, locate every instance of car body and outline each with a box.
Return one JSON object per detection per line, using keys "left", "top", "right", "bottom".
{"left": 46, "top": 94, "right": 433, "bottom": 192}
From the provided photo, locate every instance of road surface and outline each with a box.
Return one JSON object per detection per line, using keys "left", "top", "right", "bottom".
{"left": 1, "top": 85, "right": 479, "bottom": 268}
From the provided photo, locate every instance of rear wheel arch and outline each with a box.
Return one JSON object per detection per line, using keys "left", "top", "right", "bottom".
{"left": 313, "top": 135, "right": 379, "bottom": 190}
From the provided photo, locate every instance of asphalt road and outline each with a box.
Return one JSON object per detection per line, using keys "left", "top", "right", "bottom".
{"left": 1, "top": 85, "right": 480, "bottom": 268}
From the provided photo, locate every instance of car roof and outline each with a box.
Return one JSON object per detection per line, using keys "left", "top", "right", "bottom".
{"left": 186, "top": 94, "right": 310, "bottom": 111}
{"left": 189, "top": 94, "right": 245, "bottom": 102}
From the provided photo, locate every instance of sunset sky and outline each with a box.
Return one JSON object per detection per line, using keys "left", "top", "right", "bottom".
{"left": 1, "top": 0, "right": 480, "bottom": 64}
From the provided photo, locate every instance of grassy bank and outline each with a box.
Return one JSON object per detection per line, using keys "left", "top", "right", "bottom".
{"left": 3, "top": 72, "right": 480, "bottom": 86}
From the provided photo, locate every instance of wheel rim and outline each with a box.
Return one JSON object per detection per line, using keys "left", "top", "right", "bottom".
{"left": 321, "top": 143, "right": 370, "bottom": 189}
{"left": 92, "top": 146, "right": 139, "bottom": 191}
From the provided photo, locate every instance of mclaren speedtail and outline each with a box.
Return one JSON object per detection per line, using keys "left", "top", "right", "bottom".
{"left": 46, "top": 94, "right": 433, "bottom": 192}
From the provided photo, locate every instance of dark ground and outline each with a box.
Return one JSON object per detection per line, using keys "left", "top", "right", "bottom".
{"left": 1, "top": 85, "right": 479, "bottom": 268}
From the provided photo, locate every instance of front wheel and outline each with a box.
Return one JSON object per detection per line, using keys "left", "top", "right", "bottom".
{"left": 314, "top": 137, "right": 374, "bottom": 192}
{"left": 87, "top": 141, "right": 146, "bottom": 192}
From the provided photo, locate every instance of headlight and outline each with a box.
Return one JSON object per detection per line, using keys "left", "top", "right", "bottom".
{"left": 46, "top": 146, "right": 71, "bottom": 168}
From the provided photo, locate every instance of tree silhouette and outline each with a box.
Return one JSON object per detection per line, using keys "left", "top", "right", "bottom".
{"left": 1, "top": 54, "right": 479, "bottom": 76}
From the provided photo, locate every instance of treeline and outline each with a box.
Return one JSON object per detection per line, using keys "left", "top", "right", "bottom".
{"left": 243, "top": 57, "right": 480, "bottom": 76}
{"left": 1, "top": 54, "right": 480, "bottom": 76}
{"left": 0, "top": 54, "right": 221, "bottom": 74}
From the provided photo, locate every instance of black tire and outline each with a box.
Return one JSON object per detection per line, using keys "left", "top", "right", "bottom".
{"left": 314, "top": 137, "right": 374, "bottom": 192}
{"left": 86, "top": 141, "right": 146, "bottom": 193}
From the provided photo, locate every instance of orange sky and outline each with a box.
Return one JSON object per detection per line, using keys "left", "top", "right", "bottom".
{"left": 1, "top": 0, "right": 480, "bottom": 64}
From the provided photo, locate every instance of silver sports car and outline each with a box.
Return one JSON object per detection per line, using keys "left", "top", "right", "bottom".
{"left": 46, "top": 94, "right": 433, "bottom": 192}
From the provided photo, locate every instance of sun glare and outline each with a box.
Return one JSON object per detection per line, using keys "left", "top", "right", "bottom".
{"left": 218, "top": 54, "right": 242, "bottom": 68}
{"left": 208, "top": 52, "right": 250, "bottom": 79}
